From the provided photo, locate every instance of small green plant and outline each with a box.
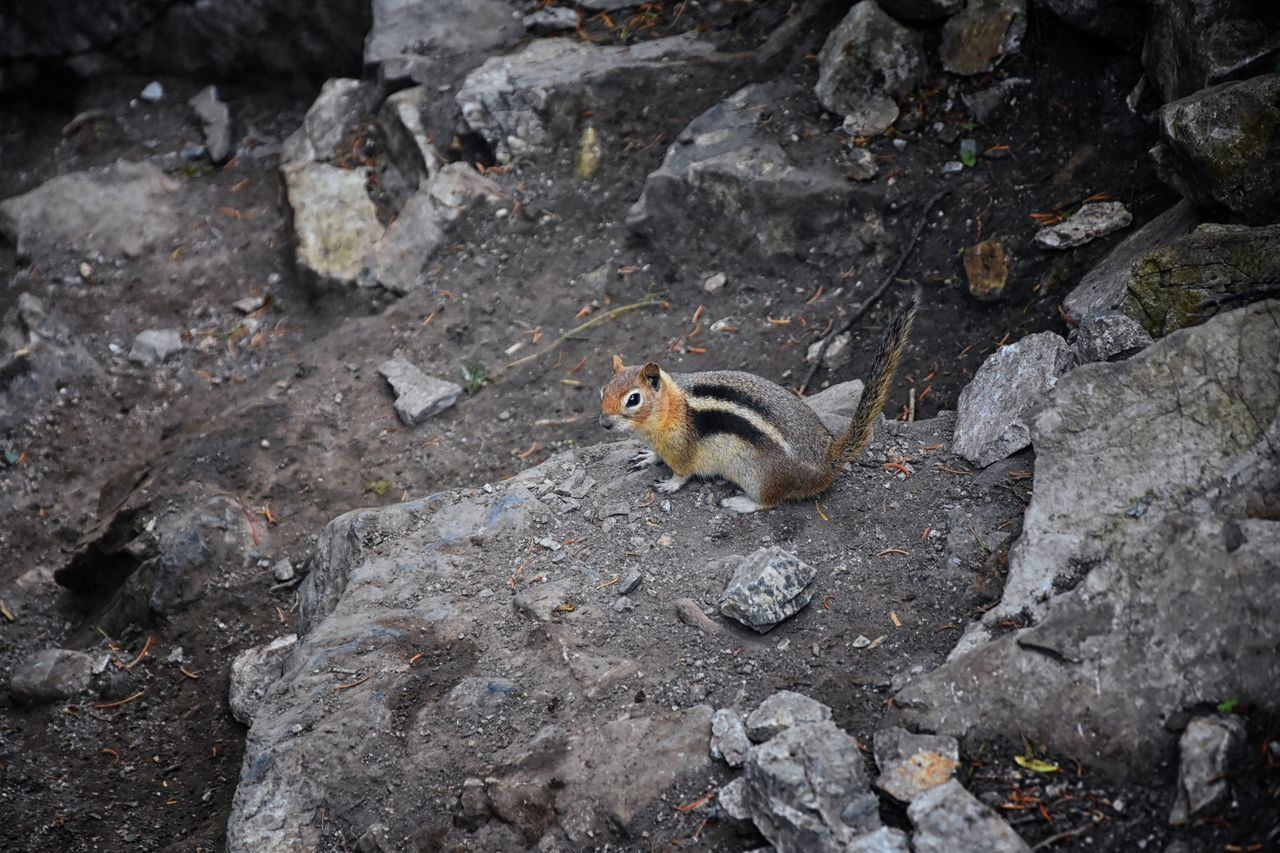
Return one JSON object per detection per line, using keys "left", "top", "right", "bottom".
{"left": 1217, "top": 698, "right": 1240, "bottom": 713}
{"left": 462, "top": 355, "right": 489, "bottom": 394}
{"left": 959, "top": 148, "right": 978, "bottom": 168}
{"left": 363, "top": 479, "right": 390, "bottom": 496}
{"left": 962, "top": 120, "right": 977, "bottom": 132}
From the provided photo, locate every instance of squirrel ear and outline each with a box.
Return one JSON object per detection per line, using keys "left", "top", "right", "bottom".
{"left": 612, "top": 355, "right": 624, "bottom": 375}
{"left": 641, "top": 362, "right": 661, "bottom": 390}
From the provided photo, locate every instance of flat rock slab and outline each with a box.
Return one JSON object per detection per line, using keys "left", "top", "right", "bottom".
{"left": 952, "top": 332, "right": 1072, "bottom": 468}
{"left": 909, "top": 779, "right": 1030, "bottom": 852}
{"left": 628, "top": 82, "right": 859, "bottom": 261}
{"left": 873, "top": 726, "right": 960, "bottom": 804}
{"left": 815, "top": 1, "right": 925, "bottom": 135}
{"left": 457, "top": 33, "right": 714, "bottom": 163}
{"left": 8, "top": 648, "right": 93, "bottom": 704}
{"left": 1033, "top": 201, "right": 1131, "bottom": 250}
{"left": 719, "top": 546, "right": 818, "bottom": 633}
{"left": 378, "top": 356, "right": 461, "bottom": 426}
{"left": 894, "top": 303, "right": 1280, "bottom": 778}
{"left": 1062, "top": 200, "right": 1200, "bottom": 322}
{"left": 744, "top": 720, "right": 881, "bottom": 851}
{"left": 0, "top": 159, "right": 179, "bottom": 258}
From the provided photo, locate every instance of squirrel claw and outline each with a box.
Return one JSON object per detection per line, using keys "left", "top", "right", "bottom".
{"left": 629, "top": 449, "right": 659, "bottom": 471}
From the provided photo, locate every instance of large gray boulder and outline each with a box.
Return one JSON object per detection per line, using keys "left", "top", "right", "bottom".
{"left": 877, "top": 0, "right": 963, "bottom": 22}
{"left": 815, "top": 1, "right": 925, "bottom": 136}
{"left": 628, "top": 83, "right": 865, "bottom": 261}
{"left": 1037, "top": 0, "right": 1144, "bottom": 46}
{"left": 457, "top": 34, "right": 715, "bottom": 163}
{"left": 1122, "top": 223, "right": 1280, "bottom": 337}
{"left": 1062, "top": 200, "right": 1201, "bottom": 322}
{"left": 894, "top": 302, "right": 1280, "bottom": 778}
{"left": 364, "top": 0, "right": 519, "bottom": 86}
{"left": 1152, "top": 74, "right": 1280, "bottom": 225}
{"left": 1143, "top": 0, "right": 1280, "bottom": 102}
{"left": 1, "top": 0, "right": 369, "bottom": 90}
{"left": 0, "top": 159, "right": 179, "bottom": 258}
{"left": 226, "top": 463, "right": 732, "bottom": 850}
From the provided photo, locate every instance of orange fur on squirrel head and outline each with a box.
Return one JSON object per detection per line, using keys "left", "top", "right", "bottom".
{"left": 599, "top": 356, "right": 665, "bottom": 432}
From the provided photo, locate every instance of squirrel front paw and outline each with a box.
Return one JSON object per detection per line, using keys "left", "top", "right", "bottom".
{"left": 654, "top": 475, "right": 689, "bottom": 494}
{"left": 629, "top": 449, "right": 659, "bottom": 471}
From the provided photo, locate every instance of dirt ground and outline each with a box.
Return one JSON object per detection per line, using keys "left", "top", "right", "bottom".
{"left": 1, "top": 5, "right": 1275, "bottom": 851}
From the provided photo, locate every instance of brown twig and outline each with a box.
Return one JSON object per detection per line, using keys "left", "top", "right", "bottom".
{"left": 124, "top": 635, "right": 152, "bottom": 669}
{"left": 799, "top": 187, "right": 951, "bottom": 394}
{"left": 508, "top": 297, "right": 663, "bottom": 369}
{"left": 93, "top": 690, "right": 145, "bottom": 709}
{"left": 1032, "top": 820, "right": 1097, "bottom": 849}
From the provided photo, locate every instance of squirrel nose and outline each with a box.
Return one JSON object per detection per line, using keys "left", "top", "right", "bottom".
{"left": 599, "top": 415, "right": 614, "bottom": 430}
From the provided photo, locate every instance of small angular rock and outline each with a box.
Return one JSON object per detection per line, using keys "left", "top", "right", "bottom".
{"left": 849, "top": 827, "right": 913, "bottom": 853}
{"left": 745, "top": 690, "right": 833, "bottom": 742}
{"left": 873, "top": 727, "right": 960, "bottom": 803}
{"left": 940, "top": 0, "right": 1026, "bottom": 76}
{"left": 1034, "top": 201, "right": 1132, "bottom": 250}
{"left": 815, "top": 1, "right": 926, "bottom": 136}
{"left": 952, "top": 332, "right": 1072, "bottom": 468}
{"left": 523, "top": 7, "right": 577, "bottom": 33}
{"left": 188, "top": 85, "right": 233, "bottom": 163}
{"left": 1170, "top": 714, "right": 1247, "bottom": 824}
{"left": 744, "top": 721, "right": 881, "bottom": 851}
{"left": 710, "top": 708, "right": 751, "bottom": 767}
{"left": 228, "top": 635, "right": 298, "bottom": 725}
{"left": 909, "top": 779, "right": 1031, "bottom": 852}
{"left": 129, "top": 329, "right": 185, "bottom": 365}
{"left": 719, "top": 547, "right": 818, "bottom": 634}
{"left": 1070, "top": 311, "right": 1152, "bottom": 364}
{"left": 964, "top": 239, "right": 1009, "bottom": 301}
{"left": 378, "top": 356, "right": 462, "bottom": 426}
{"left": 8, "top": 648, "right": 93, "bottom": 704}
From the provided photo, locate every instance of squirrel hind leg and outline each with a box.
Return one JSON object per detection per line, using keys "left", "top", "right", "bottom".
{"left": 721, "top": 495, "right": 761, "bottom": 514}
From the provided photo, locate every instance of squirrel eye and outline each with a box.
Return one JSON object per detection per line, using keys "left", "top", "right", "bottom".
{"left": 625, "top": 392, "right": 641, "bottom": 408}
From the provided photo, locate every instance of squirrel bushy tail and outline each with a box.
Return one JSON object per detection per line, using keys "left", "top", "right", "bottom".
{"left": 829, "top": 292, "right": 919, "bottom": 466}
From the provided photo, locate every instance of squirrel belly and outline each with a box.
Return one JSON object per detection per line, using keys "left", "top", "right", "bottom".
{"left": 599, "top": 295, "right": 917, "bottom": 510}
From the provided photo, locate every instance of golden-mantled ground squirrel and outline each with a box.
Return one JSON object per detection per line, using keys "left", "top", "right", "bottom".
{"left": 599, "top": 294, "right": 917, "bottom": 512}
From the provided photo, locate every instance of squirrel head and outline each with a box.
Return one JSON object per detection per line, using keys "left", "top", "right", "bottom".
{"left": 599, "top": 355, "right": 667, "bottom": 433}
